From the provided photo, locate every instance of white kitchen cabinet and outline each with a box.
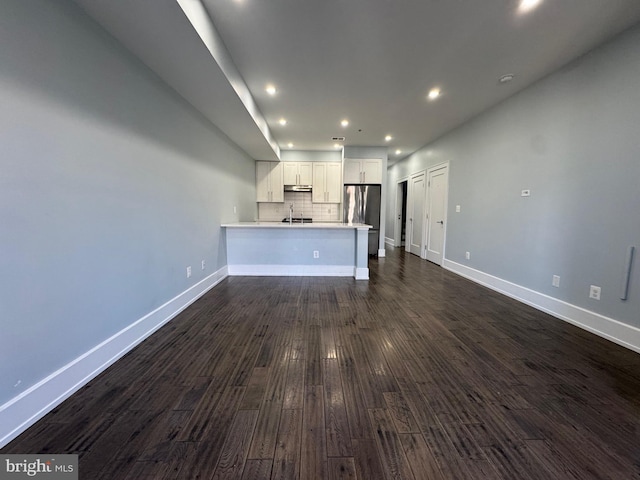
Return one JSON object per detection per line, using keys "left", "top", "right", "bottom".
{"left": 283, "top": 162, "right": 312, "bottom": 185}
{"left": 312, "top": 162, "right": 342, "bottom": 203}
{"left": 343, "top": 159, "right": 361, "bottom": 184}
{"left": 326, "top": 162, "right": 342, "bottom": 202}
{"left": 256, "top": 161, "right": 284, "bottom": 202}
{"left": 343, "top": 158, "right": 382, "bottom": 184}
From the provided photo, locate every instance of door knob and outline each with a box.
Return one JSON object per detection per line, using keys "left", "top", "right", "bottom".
{"left": 437, "top": 220, "right": 444, "bottom": 225}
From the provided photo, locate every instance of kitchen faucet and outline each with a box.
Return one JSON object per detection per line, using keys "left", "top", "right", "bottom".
{"left": 289, "top": 203, "right": 294, "bottom": 225}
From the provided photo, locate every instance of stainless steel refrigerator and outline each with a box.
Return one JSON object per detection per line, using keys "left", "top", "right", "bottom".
{"left": 343, "top": 184, "right": 381, "bottom": 256}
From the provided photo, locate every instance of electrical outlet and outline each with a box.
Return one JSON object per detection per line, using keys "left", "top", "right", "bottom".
{"left": 465, "top": 251, "right": 470, "bottom": 260}
{"left": 589, "top": 285, "right": 601, "bottom": 300}
{"left": 186, "top": 266, "right": 192, "bottom": 278}
{"left": 456, "top": 205, "right": 461, "bottom": 213}
{"left": 552, "top": 275, "right": 560, "bottom": 288}
{"left": 233, "top": 206, "right": 237, "bottom": 214}
{"left": 201, "top": 260, "right": 206, "bottom": 270}
{"left": 313, "top": 250, "right": 319, "bottom": 259}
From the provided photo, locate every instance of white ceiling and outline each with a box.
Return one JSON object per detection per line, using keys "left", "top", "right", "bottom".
{"left": 74, "top": 0, "right": 640, "bottom": 164}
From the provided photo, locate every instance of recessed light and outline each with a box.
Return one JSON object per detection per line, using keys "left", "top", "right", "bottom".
{"left": 287, "top": 142, "right": 294, "bottom": 148}
{"left": 499, "top": 74, "right": 515, "bottom": 84}
{"left": 278, "top": 118, "right": 287, "bottom": 126}
{"left": 385, "top": 135, "right": 393, "bottom": 142}
{"left": 427, "top": 88, "right": 441, "bottom": 100}
{"left": 334, "top": 143, "right": 342, "bottom": 149}
{"left": 340, "top": 119, "right": 349, "bottom": 127}
{"left": 395, "top": 149, "right": 402, "bottom": 155}
{"left": 265, "top": 84, "right": 277, "bottom": 96}
{"left": 518, "top": 0, "right": 542, "bottom": 13}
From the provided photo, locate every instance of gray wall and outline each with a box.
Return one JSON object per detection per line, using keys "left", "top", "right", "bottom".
{"left": 387, "top": 24, "right": 640, "bottom": 329}
{"left": 280, "top": 150, "right": 342, "bottom": 163}
{"left": 0, "top": 0, "right": 256, "bottom": 404}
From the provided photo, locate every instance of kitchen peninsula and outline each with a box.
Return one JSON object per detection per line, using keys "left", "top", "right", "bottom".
{"left": 222, "top": 222, "right": 372, "bottom": 279}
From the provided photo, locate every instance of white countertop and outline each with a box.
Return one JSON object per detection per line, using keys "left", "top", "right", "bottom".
{"left": 222, "top": 221, "right": 371, "bottom": 229}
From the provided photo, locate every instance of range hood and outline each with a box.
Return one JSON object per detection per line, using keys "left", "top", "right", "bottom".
{"left": 284, "top": 185, "right": 312, "bottom": 192}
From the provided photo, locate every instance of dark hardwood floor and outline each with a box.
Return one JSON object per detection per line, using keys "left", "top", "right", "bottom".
{"left": 3, "top": 248, "right": 640, "bottom": 479}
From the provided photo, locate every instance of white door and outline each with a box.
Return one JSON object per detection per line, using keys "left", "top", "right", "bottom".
{"left": 425, "top": 164, "right": 448, "bottom": 265}
{"left": 407, "top": 172, "right": 425, "bottom": 256}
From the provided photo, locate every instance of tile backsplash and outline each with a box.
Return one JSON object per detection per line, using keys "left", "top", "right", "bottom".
{"left": 258, "top": 192, "right": 341, "bottom": 222}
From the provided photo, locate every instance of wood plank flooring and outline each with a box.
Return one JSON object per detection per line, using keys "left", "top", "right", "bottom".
{"left": 3, "top": 248, "right": 640, "bottom": 479}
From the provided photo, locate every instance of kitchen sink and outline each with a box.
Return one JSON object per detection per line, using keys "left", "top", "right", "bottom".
{"left": 282, "top": 217, "right": 313, "bottom": 223}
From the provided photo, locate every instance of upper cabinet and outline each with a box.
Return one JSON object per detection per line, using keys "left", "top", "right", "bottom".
{"left": 256, "top": 161, "right": 284, "bottom": 202}
{"left": 343, "top": 158, "right": 383, "bottom": 184}
{"left": 283, "top": 162, "right": 312, "bottom": 185}
{"left": 312, "top": 162, "right": 342, "bottom": 203}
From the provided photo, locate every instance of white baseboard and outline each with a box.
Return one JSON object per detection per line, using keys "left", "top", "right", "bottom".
{"left": 228, "top": 264, "right": 356, "bottom": 277}
{"left": 443, "top": 259, "right": 640, "bottom": 354}
{"left": 0, "top": 266, "right": 228, "bottom": 449}
{"left": 385, "top": 237, "right": 395, "bottom": 247}
{"left": 355, "top": 267, "right": 370, "bottom": 280}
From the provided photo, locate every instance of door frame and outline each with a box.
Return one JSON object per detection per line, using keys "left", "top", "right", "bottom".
{"left": 423, "top": 162, "right": 449, "bottom": 264}
{"left": 394, "top": 177, "right": 409, "bottom": 248}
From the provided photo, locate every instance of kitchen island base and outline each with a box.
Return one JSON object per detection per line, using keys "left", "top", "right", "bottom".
{"left": 222, "top": 223, "right": 371, "bottom": 280}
